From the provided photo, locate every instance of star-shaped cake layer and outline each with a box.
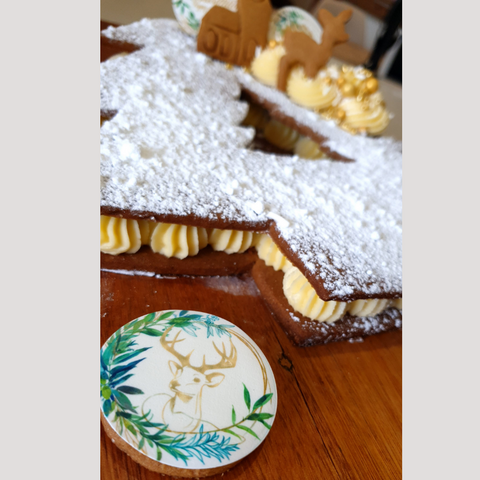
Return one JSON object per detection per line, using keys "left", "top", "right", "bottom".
{"left": 101, "top": 19, "right": 402, "bottom": 302}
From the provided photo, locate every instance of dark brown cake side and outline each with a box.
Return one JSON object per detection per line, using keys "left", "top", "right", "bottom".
{"left": 101, "top": 246, "right": 258, "bottom": 276}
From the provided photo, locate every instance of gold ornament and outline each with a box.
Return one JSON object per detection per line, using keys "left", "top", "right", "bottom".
{"left": 364, "top": 78, "right": 379, "bottom": 94}
{"left": 341, "top": 83, "right": 356, "bottom": 97}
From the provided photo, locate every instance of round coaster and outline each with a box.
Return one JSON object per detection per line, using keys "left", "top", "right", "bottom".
{"left": 101, "top": 310, "right": 277, "bottom": 477}
{"left": 172, "top": 0, "right": 238, "bottom": 36}
{"left": 268, "top": 6, "right": 323, "bottom": 43}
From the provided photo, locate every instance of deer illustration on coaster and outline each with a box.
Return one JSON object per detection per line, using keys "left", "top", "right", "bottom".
{"left": 156, "top": 326, "right": 238, "bottom": 433}
{"left": 100, "top": 310, "right": 277, "bottom": 477}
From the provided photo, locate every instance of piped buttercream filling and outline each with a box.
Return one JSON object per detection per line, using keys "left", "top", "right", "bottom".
{"left": 263, "top": 119, "right": 300, "bottom": 151}
{"left": 242, "top": 102, "right": 326, "bottom": 159}
{"left": 101, "top": 216, "right": 401, "bottom": 324}
{"left": 101, "top": 215, "right": 258, "bottom": 258}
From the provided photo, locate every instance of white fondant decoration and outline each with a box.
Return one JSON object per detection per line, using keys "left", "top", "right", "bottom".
{"left": 101, "top": 310, "right": 277, "bottom": 469}
{"left": 172, "top": 0, "right": 238, "bottom": 36}
{"left": 268, "top": 7, "right": 323, "bottom": 43}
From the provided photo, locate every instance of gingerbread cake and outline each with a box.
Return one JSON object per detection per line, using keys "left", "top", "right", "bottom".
{"left": 100, "top": 10, "right": 402, "bottom": 347}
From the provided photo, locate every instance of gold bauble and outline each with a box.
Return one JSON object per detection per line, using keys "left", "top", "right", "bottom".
{"left": 364, "top": 78, "right": 379, "bottom": 94}
{"left": 341, "top": 83, "right": 356, "bottom": 97}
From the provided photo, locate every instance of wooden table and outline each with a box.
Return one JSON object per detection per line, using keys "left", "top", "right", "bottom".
{"left": 101, "top": 22, "right": 402, "bottom": 480}
{"left": 101, "top": 272, "right": 401, "bottom": 480}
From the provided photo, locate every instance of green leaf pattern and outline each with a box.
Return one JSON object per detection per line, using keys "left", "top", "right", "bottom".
{"left": 173, "top": 0, "right": 200, "bottom": 33}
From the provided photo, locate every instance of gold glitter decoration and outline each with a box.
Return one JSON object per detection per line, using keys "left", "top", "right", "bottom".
{"left": 321, "top": 106, "right": 335, "bottom": 120}
{"left": 323, "top": 77, "right": 332, "bottom": 86}
{"left": 334, "top": 108, "right": 346, "bottom": 122}
{"left": 225, "top": 63, "right": 233, "bottom": 70}
{"left": 268, "top": 40, "right": 277, "bottom": 49}
{"left": 337, "top": 77, "right": 346, "bottom": 87}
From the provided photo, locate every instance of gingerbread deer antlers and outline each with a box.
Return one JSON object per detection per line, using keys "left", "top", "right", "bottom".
{"left": 277, "top": 8, "right": 352, "bottom": 92}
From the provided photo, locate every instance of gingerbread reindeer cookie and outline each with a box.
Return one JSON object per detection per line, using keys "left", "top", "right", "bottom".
{"left": 277, "top": 8, "right": 352, "bottom": 91}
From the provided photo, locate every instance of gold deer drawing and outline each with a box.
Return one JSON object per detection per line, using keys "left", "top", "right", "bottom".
{"left": 158, "top": 326, "right": 237, "bottom": 432}
{"left": 277, "top": 8, "right": 353, "bottom": 91}
{"left": 197, "top": 0, "right": 272, "bottom": 67}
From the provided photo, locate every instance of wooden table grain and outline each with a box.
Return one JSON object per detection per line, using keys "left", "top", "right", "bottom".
{"left": 100, "top": 22, "right": 402, "bottom": 479}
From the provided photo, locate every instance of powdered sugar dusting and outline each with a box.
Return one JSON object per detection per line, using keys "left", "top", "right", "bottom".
{"left": 101, "top": 19, "right": 402, "bottom": 299}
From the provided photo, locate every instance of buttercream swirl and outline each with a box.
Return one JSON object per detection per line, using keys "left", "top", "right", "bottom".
{"left": 101, "top": 215, "right": 143, "bottom": 255}
{"left": 208, "top": 229, "right": 259, "bottom": 254}
{"left": 150, "top": 223, "right": 209, "bottom": 259}
{"left": 340, "top": 92, "right": 390, "bottom": 135}
{"left": 286, "top": 67, "right": 338, "bottom": 110}
{"left": 263, "top": 119, "right": 300, "bottom": 151}
{"left": 250, "top": 45, "right": 286, "bottom": 87}
{"left": 242, "top": 103, "right": 269, "bottom": 130}
{"left": 283, "top": 266, "right": 398, "bottom": 323}
{"left": 347, "top": 298, "right": 391, "bottom": 317}
{"left": 256, "top": 234, "right": 293, "bottom": 272}
{"left": 293, "top": 136, "right": 326, "bottom": 160}
{"left": 283, "top": 267, "right": 347, "bottom": 323}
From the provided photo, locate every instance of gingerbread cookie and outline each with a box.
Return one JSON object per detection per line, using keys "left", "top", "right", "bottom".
{"left": 197, "top": 0, "right": 272, "bottom": 66}
{"left": 277, "top": 9, "right": 352, "bottom": 91}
